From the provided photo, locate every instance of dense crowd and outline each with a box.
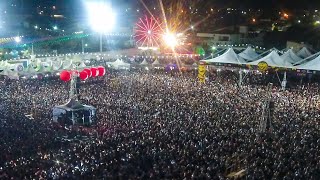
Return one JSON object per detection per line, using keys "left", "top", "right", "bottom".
{"left": 0, "top": 69, "right": 320, "bottom": 179}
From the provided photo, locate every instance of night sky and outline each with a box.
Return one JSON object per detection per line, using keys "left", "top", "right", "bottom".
{"left": 2, "top": 0, "right": 320, "bottom": 12}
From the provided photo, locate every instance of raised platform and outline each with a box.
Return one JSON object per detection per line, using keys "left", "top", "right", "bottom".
{"left": 52, "top": 99, "right": 97, "bottom": 126}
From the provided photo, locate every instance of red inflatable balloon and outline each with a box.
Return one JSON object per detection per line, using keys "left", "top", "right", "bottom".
{"left": 60, "top": 70, "right": 71, "bottom": 82}
{"left": 83, "top": 68, "right": 92, "bottom": 77}
{"left": 79, "top": 70, "right": 88, "bottom": 81}
{"left": 97, "top": 66, "right": 106, "bottom": 76}
{"left": 91, "top": 67, "right": 98, "bottom": 77}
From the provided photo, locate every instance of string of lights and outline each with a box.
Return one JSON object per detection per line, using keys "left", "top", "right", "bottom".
{"left": 0, "top": 36, "right": 24, "bottom": 44}
{"left": 0, "top": 34, "right": 90, "bottom": 49}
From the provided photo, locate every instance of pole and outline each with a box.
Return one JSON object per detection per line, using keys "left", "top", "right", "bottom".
{"left": 259, "top": 83, "right": 273, "bottom": 133}
{"left": 281, "top": 72, "right": 287, "bottom": 91}
{"left": 31, "top": 44, "right": 34, "bottom": 55}
{"left": 239, "top": 69, "right": 243, "bottom": 86}
{"left": 100, "top": 33, "right": 103, "bottom": 53}
{"left": 81, "top": 39, "right": 84, "bottom": 53}
{"left": 69, "top": 69, "right": 77, "bottom": 100}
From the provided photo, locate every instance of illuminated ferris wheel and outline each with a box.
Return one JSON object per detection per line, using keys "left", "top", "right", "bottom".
{"left": 133, "top": 16, "right": 163, "bottom": 48}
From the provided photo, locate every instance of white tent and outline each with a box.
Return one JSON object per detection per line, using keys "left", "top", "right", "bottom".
{"left": 281, "top": 49, "right": 302, "bottom": 64}
{"left": 0, "top": 61, "right": 19, "bottom": 71}
{"left": 78, "top": 62, "right": 87, "bottom": 68}
{"left": 152, "top": 59, "right": 160, "bottom": 66}
{"left": 41, "top": 61, "right": 53, "bottom": 72}
{"left": 107, "top": 59, "right": 130, "bottom": 69}
{"left": 249, "top": 50, "right": 293, "bottom": 68}
{"left": 297, "top": 47, "right": 312, "bottom": 58}
{"left": 23, "top": 60, "right": 43, "bottom": 73}
{"left": 52, "top": 59, "right": 63, "bottom": 71}
{"left": 140, "top": 59, "right": 149, "bottom": 65}
{"left": 72, "top": 55, "right": 83, "bottom": 63}
{"left": 296, "top": 55, "right": 320, "bottom": 71}
{"left": 0, "top": 65, "right": 19, "bottom": 80}
{"left": 238, "top": 46, "right": 259, "bottom": 61}
{"left": 62, "top": 57, "right": 73, "bottom": 69}
{"left": 0, "top": 61, "right": 7, "bottom": 70}
{"left": 9, "top": 63, "right": 24, "bottom": 72}
{"left": 201, "top": 48, "right": 247, "bottom": 65}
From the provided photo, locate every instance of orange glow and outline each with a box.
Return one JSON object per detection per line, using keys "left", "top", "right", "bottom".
{"left": 252, "top": 18, "right": 256, "bottom": 23}
{"left": 283, "top": 13, "right": 289, "bottom": 19}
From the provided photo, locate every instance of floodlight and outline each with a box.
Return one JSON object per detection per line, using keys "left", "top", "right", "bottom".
{"left": 163, "top": 32, "right": 178, "bottom": 48}
{"left": 14, "top": 37, "right": 21, "bottom": 43}
{"left": 86, "top": 1, "right": 115, "bottom": 33}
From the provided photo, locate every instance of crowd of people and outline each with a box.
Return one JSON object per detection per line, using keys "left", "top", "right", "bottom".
{"left": 0, "top": 67, "right": 320, "bottom": 179}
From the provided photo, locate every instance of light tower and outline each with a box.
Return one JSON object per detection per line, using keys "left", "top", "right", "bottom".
{"left": 259, "top": 83, "right": 274, "bottom": 133}
{"left": 69, "top": 71, "right": 78, "bottom": 100}
{"left": 86, "top": 0, "right": 115, "bottom": 53}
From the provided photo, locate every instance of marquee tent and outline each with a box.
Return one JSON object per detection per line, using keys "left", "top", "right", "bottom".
{"left": 0, "top": 66, "right": 19, "bottom": 79}
{"left": 78, "top": 62, "right": 87, "bottom": 68}
{"left": 152, "top": 59, "right": 161, "bottom": 66}
{"left": 296, "top": 54, "right": 320, "bottom": 71}
{"left": 0, "top": 61, "right": 24, "bottom": 72}
{"left": 52, "top": 59, "right": 63, "bottom": 71}
{"left": 53, "top": 99, "right": 97, "bottom": 126}
{"left": 62, "top": 58, "right": 73, "bottom": 69}
{"left": 297, "top": 47, "right": 312, "bottom": 59}
{"left": 280, "top": 49, "right": 302, "bottom": 64}
{"left": 107, "top": 59, "right": 130, "bottom": 69}
{"left": 0, "top": 61, "right": 9, "bottom": 70}
{"left": 41, "top": 61, "right": 53, "bottom": 72}
{"left": 200, "top": 48, "right": 247, "bottom": 65}
{"left": 238, "top": 46, "right": 259, "bottom": 61}
{"left": 249, "top": 50, "right": 293, "bottom": 68}
{"left": 140, "top": 59, "right": 149, "bottom": 65}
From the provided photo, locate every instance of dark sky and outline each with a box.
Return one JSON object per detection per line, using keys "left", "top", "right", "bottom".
{"left": 2, "top": 0, "right": 320, "bottom": 15}
{"left": 234, "top": 0, "right": 319, "bottom": 9}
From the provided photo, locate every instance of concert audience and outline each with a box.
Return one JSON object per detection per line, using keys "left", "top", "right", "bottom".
{"left": 0, "top": 69, "right": 319, "bottom": 179}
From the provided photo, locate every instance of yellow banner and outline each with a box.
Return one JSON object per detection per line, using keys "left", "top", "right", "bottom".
{"left": 198, "top": 65, "right": 206, "bottom": 83}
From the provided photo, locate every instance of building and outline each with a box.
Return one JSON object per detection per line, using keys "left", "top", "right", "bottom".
{"left": 194, "top": 25, "right": 264, "bottom": 47}
{"left": 196, "top": 32, "right": 241, "bottom": 46}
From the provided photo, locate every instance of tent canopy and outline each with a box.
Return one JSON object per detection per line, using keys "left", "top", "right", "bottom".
{"left": 238, "top": 46, "right": 259, "bottom": 61}
{"left": 107, "top": 59, "right": 130, "bottom": 69}
{"left": 281, "top": 49, "right": 302, "bottom": 64}
{"left": 56, "top": 99, "right": 87, "bottom": 111}
{"left": 140, "top": 59, "right": 149, "bottom": 65}
{"left": 152, "top": 59, "right": 160, "bottom": 65}
{"left": 249, "top": 50, "right": 293, "bottom": 68}
{"left": 297, "top": 47, "right": 312, "bottom": 58}
{"left": 296, "top": 54, "right": 320, "bottom": 71}
{"left": 200, "top": 48, "right": 247, "bottom": 65}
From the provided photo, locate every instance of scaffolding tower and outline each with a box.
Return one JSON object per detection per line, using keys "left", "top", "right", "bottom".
{"left": 259, "top": 83, "right": 274, "bottom": 133}
{"left": 68, "top": 66, "right": 79, "bottom": 100}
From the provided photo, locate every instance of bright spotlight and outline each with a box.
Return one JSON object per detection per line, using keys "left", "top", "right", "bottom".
{"left": 163, "top": 32, "right": 178, "bottom": 48}
{"left": 14, "top": 37, "right": 21, "bottom": 43}
{"left": 53, "top": 26, "right": 58, "bottom": 30}
{"left": 86, "top": 1, "right": 115, "bottom": 33}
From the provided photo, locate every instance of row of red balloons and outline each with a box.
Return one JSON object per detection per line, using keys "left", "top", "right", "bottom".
{"left": 60, "top": 66, "right": 106, "bottom": 82}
